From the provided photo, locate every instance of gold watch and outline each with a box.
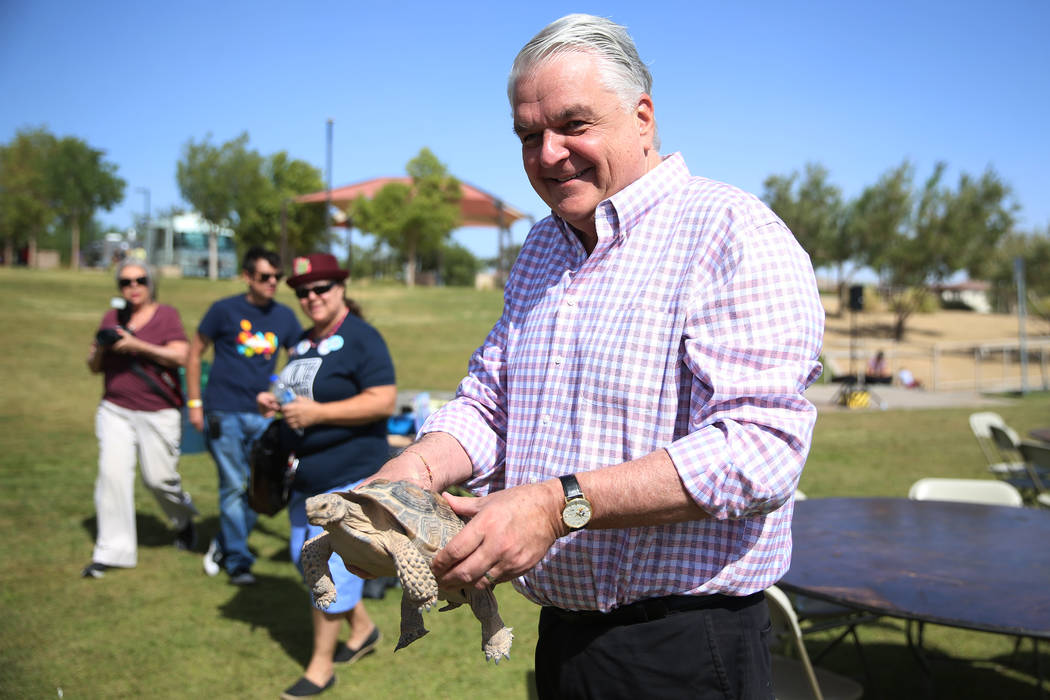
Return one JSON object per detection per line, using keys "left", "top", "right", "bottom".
{"left": 559, "top": 474, "right": 592, "bottom": 530}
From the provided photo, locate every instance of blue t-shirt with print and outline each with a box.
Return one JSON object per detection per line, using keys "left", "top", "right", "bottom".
{"left": 199, "top": 294, "right": 302, "bottom": 412}
{"left": 278, "top": 313, "right": 395, "bottom": 495}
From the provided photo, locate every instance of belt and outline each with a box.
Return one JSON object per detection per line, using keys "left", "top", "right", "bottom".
{"left": 547, "top": 591, "right": 765, "bottom": 626}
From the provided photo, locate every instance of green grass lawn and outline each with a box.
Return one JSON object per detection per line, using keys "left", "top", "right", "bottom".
{"left": 1, "top": 266, "right": 1047, "bottom": 699}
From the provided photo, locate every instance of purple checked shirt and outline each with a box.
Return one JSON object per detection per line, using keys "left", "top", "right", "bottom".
{"left": 422, "top": 153, "right": 825, "bottom": 612}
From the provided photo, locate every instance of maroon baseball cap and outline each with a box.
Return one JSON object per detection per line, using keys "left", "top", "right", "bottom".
{"left": 286, "top": 253, "right": 349, "bottom": 288}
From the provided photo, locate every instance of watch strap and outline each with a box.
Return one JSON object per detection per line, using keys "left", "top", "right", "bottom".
{"left": 559, "top": 474, "right": 584, "bottom": 501}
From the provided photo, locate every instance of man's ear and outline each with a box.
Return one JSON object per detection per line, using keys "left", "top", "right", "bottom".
{"left": 635, "top": 93, "right": 656, "bottom": 149}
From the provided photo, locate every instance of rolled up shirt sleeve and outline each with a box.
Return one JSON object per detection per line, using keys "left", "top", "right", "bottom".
{"left": 665, "top": 218, "right": 824, "bottom": 520}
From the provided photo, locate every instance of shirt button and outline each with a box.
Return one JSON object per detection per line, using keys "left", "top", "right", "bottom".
{"left": 565, "top": 296, "right": 576, "bottom": 307}
{"left": 541, "top": 415, "right": 552, "bottom": 425}
{"left": 553, "top": 356, "right": 563, "bottom": 365}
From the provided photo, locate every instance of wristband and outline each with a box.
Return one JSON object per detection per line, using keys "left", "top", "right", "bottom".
{"left": 187, "top": 399, "right": 203, "bottom": 408}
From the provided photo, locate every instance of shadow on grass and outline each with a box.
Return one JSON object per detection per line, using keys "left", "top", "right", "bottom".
{"left": 80, "top": 513, "right": 220, "bottom": 554}
{"left": 807, "top": 636, "right": 1048, "bottom": 698}
{"left": 218, "top": 573, "right": 315, "bottom": 666}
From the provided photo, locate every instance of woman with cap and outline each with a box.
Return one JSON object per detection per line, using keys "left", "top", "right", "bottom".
{"left": 83, "top": 258, "right": 198, "bottom": 578}
{"left": 257, "top": 253, "right": 397, "bottom": 699}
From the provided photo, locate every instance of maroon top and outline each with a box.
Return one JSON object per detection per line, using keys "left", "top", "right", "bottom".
{"left": 98, "top": 304, "right": 187, "bottom": 411}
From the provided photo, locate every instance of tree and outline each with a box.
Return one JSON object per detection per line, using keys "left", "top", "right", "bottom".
{"left": 0, "top": 127, "right": 123, "bottom": 269}
{"left": 351, "top": 148, "right": 462, "bottom": 286}
{"left": 871, "top": 163, "right": 1015, "bottom": 340}
{"left": 235, "top": 151, "right": 328, "bottom": 261}
{"left": 45, "top": 136, "right": 125, "bottom": 269}
{"left": 419, "top": 241, "right": 480, "bottom": 286}
{"left": 176, "top": 132, "right": 268, "bottom": 279}
{"left": 986, "top": 227, "right": 1050, "bottom": 315}
{"left": 0, "top": 127, "right": 57, "bottom": 267}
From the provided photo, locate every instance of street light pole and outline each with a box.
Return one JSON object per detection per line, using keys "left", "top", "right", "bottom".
{"left": 135, "top": 186, "right": 151, "bottom": 260}
{"left": 325, "top": 119, "right": 333, "bottom": 234}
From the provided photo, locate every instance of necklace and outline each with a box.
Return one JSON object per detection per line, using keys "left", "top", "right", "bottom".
{"left": 310, "top": 307, "right": 349, "bottom": 345}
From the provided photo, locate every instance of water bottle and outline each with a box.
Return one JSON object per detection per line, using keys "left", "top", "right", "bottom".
{"left": 270, "top": 374, "right": 296, "bottom": 405}
{"left": 270, "top": 374, "right": 303, "bottom": 435}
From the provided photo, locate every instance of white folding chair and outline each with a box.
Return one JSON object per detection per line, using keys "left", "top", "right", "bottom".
{"left": 969, "top": 412, "right": 1027, "bottom": 478}
{"left": 1017, "top": 442, "right": 1050, "bottom": 509}
{"left": 766, "top": 585, "right": 864, "bottom": 700}
{"left": 907, "top": 477, "right": 1024, "bottom": 506}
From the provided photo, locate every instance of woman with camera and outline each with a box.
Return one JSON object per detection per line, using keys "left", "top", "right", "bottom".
{"left": 82, "top": 258, "right": 198, "bottom": 578}
{"left": 256, "top": 253, "right": 396, "bottom": 699}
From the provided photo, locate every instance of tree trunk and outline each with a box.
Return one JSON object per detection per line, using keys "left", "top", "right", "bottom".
{"left": 71, "top": 218, "right": 81, "bottom": 271}
{"left": 405, "top": 240, "right": 417, "bottom": 287}
{"left": 3, "top": 238, "right": 12, "bottom": 267}
{"left": 28, "top": 235, "right": 37, "bottom": 268}
{"left": 208, "top": 228, "right": 219, "bottom": 280}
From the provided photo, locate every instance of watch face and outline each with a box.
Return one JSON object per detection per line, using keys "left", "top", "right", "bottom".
{"left": 562, "top": 498, "right": 592, "bottom": 530}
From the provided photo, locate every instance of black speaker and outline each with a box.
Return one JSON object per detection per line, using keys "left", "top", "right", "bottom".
{"left": 848, "top": 285, "right": 864, "bottom": 311}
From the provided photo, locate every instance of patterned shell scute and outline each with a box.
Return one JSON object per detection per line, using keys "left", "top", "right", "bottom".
{"left": 352, "top": 479, "right": 463, "bottom": 550}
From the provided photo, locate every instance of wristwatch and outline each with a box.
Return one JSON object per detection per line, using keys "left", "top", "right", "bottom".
{"left": 559, "top": 474, "right": 592, "bottom": 531}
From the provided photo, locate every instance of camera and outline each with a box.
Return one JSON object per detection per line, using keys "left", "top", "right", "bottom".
{"left": 96, "top": 327, "right": 126, "bottom": 347}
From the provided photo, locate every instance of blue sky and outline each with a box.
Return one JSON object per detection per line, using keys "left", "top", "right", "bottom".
{"left": 3, "top": 1, "right": 1048, "bottom": 260}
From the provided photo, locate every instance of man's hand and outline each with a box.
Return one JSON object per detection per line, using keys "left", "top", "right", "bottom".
{"left": 257, "top": 391, "right": 280, "bottom": 419}
{"left": 188, "top": 406, "right": 205, "bottom": 432}
{"left": 431, "top": 479, "right": 565, "bottom": 590}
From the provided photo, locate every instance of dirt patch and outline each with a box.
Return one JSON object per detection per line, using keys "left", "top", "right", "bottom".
{"left": 820, "top": 298, "right": 1050, "bottom": 390}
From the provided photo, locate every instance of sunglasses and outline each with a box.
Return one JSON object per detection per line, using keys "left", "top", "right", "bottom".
{"left": 255, "top": 272, "right": 283, "bottom": 283}
{"left": 294, "top": 281, "right": 337, "bottom": 299}
{"left": 118, "top": 276, "right": 148, "bottom": 288}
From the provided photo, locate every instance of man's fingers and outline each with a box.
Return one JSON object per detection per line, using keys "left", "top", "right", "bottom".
{"left": 442, "top": 492, "right": 481, "bottom": 519}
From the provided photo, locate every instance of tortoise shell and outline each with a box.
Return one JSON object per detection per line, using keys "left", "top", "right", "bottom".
{"left": 342, "top": 479, "right": 463, "bottom": 556}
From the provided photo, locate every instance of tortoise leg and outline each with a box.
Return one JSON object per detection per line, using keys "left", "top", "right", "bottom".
{"left": 395, "top": 589, "right": 429, "bottom": 651}
{"left": 301, "top": 533, "right": 336, "bottom": 610}
{"left": 467, "top": 587, "right": 514, "bottom": 663}
{"left": 389, "top": 535, "right": 439, "bottom": 610}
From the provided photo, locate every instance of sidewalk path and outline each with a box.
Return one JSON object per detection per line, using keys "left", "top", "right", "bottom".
{"left": 805, "top": 384, "right": 1015, "bottom": 412}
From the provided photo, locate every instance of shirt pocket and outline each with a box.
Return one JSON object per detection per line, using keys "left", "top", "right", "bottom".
{"left": 581, "top": 302, "right": 680, "bottom": 415}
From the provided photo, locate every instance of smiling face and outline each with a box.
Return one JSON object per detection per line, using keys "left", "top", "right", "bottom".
{"left": 295, "top": 278, "right": 345, "bottom": 328}
{"left": 513, "top": 51, "right": 657, "bottom": 240}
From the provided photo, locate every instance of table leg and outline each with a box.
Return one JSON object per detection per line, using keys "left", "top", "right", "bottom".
{"left": 906, "top": 619, "right": 936, "bottom": 699}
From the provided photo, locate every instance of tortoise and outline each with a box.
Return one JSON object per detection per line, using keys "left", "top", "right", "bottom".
{"left": 301, "top": 479, "right": 514, "bottom": 663}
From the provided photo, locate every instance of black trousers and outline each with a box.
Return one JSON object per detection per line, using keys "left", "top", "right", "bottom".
{"left": 534, "top": 592, "right": 772, "bottom": 700}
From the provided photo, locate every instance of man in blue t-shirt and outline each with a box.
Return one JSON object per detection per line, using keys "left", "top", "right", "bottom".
{"left": 186, "top": 247, "right": 302, "bottom": 585}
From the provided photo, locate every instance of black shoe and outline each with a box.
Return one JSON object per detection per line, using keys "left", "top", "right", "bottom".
{"left": 175, "top": 521, "right": 197, "bottom": 551}
{"left": 334, "top": 626, "right": 381, "bottom": 664}
{"left": 280, "top": 675, "right": 335, "bottom": 699}
{"left": 81, "top": 562, "right": 112, "bottom": 579}
{"left": 229, "top": 568, "right": 256, "bottom": 586}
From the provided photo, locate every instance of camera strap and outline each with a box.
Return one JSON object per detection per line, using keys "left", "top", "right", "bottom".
{"left": 130, "top": 359, "right": 183, "bottom": 409}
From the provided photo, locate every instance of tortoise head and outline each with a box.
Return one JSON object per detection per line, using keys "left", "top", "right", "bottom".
{"left": 305, "top": 493, "right": 350, "bottom": 527}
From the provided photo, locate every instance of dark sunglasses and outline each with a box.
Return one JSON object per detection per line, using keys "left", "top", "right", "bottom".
{"left": 255, "top": 272, "right": 283, "bottom": 283}
{"left": 294, "top": 281, "right": 337, "bottom": 299}
{"left": 118, "top": 276, "right": 148, "bottom": 288}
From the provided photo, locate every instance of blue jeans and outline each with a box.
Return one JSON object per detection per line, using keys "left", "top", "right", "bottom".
{"left": 204, "top": 410, "right": 271, "bottom": 574}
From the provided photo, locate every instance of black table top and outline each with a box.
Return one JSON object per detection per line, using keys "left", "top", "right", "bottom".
{"left": 778, "top": 497, "right": 1050, "bottom": 639}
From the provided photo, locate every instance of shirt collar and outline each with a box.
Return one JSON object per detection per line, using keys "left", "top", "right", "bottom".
{"left": 551, "top": 153, "right": 691, "bottom": 247}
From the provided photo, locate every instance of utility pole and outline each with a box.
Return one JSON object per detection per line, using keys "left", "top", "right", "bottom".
{"left": 135, "top": 187, "right": 151, "bottom": 260}
{"left": 1015, "top": 257, "right": 1028, "bottom": 395}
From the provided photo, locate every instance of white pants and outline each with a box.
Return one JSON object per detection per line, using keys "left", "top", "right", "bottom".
{"left": 93, "top": 400, "right": 197, "bottom": 567}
